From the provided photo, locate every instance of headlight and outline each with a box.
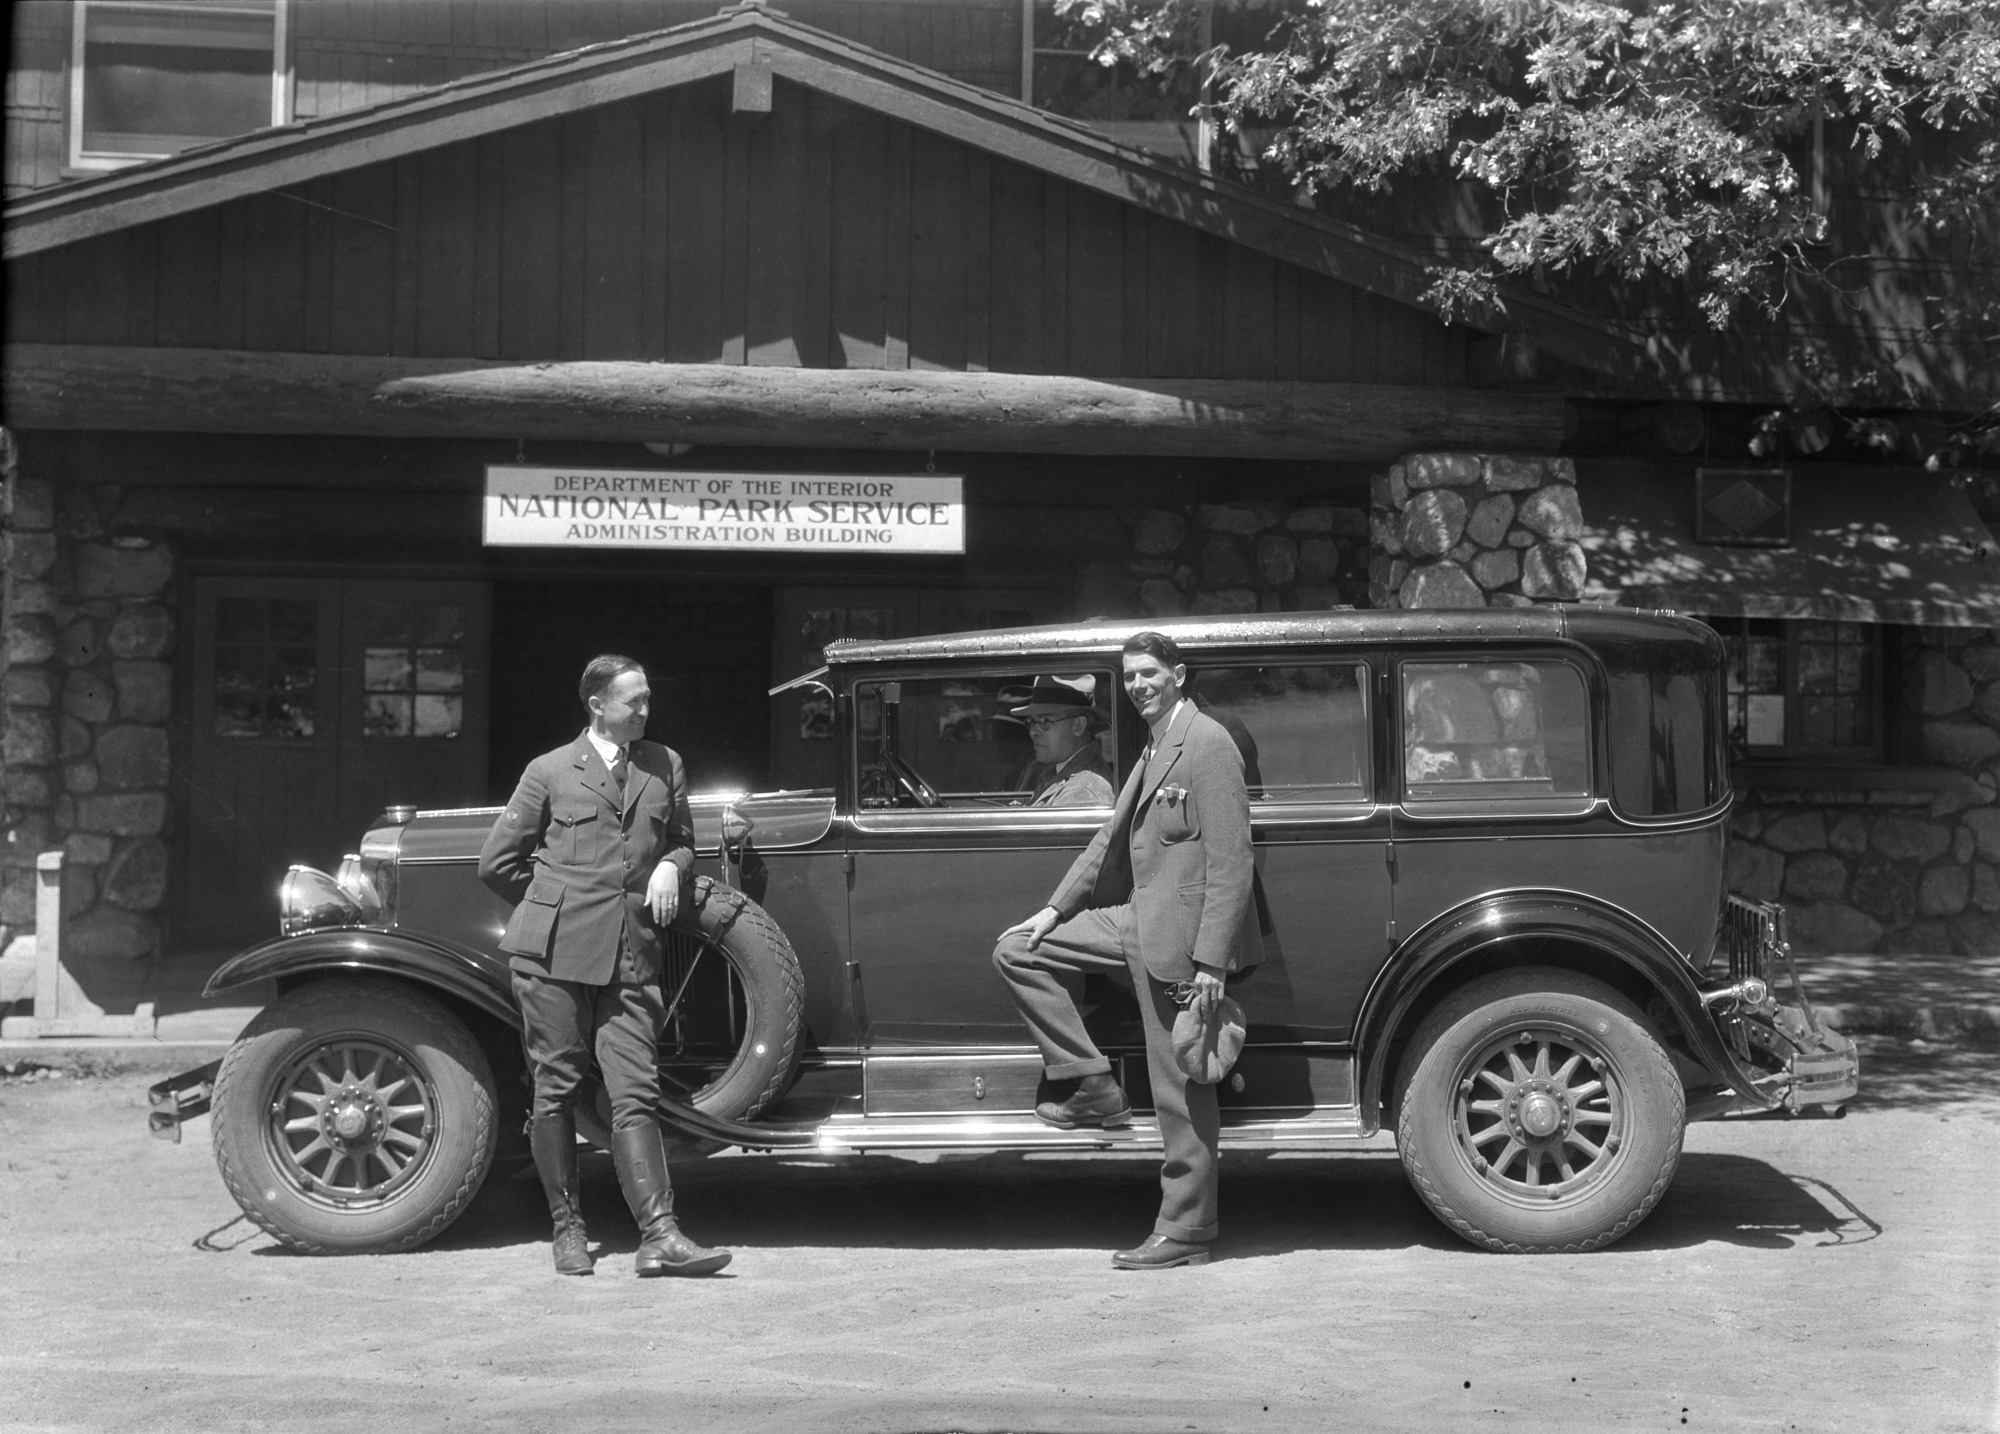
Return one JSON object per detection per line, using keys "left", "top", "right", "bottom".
{"left": 279, "top": 865, "right": 361, "bottom": 936}
{"left": 335, "top": 854, "right": 385, "bottom": 922}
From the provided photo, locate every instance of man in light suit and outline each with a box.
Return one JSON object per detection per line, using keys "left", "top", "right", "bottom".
{"left": 994, "top": 631, "right": 1261, "bottom": 1269}
{"left": 479, "top": 654, "right": 730, "bottom": 1279}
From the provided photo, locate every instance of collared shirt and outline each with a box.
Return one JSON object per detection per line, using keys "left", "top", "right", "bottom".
{"left": 1143, "top": 699, "right": 1190, "bottom": 761}
{"left": 583, "top": 728, "right": 626, "bottom": 773}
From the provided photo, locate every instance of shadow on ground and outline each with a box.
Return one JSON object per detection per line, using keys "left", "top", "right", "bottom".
{"left": 419, "top": 1140, "right": 1876, "bottom": 1262}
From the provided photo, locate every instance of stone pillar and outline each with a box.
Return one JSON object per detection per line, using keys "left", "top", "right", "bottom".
{"left": 0, "top": 435, "right": 175, "bottom": 965}
{"left": 1368, "top": 452, "right": 1584, "bottom": 609}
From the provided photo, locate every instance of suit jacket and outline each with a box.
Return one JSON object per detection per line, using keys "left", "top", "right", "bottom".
{"left": 477, "top": 732, "right": 696, "bottom": 985}
{"left": 1029, "top": 744, "right": 1116, "bottom": 808}
{"left": 1047, "top": 703, "right": 1262, "bottom": 982}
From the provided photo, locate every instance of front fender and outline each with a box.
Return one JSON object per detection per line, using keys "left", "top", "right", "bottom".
{"left": 205, "top": 927, "right": 516, "bottom": 1026}
{"left": 203, "top": 927, "right": 815, "bottom": 1150}
{"left": 1356, "top": 890, "right": 1775, "bottom": 1119}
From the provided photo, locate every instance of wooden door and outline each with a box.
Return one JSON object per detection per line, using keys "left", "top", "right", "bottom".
{"left": 186, "top": 577, "right": 343, "bottom": 947}
{"left": 184, "top": 577, "right": 491, "bottom": 948}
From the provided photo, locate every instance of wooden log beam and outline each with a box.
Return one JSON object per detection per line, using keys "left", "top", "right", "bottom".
{"left": 2, "top": 345, "right": 1570, "bottom": 461}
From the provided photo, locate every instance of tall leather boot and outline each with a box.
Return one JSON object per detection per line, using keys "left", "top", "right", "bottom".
{"left": 529, "top": 1113, "right": 594, "bottom": 1276}
{"left": 609, "top": 1123, "right": 732, "bottom": 1277}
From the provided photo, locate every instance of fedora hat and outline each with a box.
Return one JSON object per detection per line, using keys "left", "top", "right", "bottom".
{"left": 1018, "top": 674, "right": 1106, "bottom": 729}
{"left": 1171, "top": 994, "right": 1247, "bottom": 1085}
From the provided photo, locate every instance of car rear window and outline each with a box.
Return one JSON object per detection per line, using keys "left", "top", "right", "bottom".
{"left": 1401, "top": 660, "right": 1590, "bottom": 807}
{"left": 1605, "top": 666, "right": 1727, "bottom": 816}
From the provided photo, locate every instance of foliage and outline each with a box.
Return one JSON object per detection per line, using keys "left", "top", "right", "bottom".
{"left": 1056, "top": 1, "right": 2000, "bottom": 452}
{"left": 1060, "top": 1, "right": 1997, "bottom": 323}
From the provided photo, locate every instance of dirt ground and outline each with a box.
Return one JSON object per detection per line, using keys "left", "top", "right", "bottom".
{"left": 1, "top": 1034, "right": 1995, "bottom": 1434}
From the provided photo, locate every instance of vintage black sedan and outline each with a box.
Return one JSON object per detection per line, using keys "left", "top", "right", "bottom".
{"left": 151, "top": 607, "right": 1858, "bottom": 1256}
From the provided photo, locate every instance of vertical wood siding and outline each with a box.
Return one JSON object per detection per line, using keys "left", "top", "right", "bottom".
{"left": 7, "top": 79, "right": 1468, "bottom": 387}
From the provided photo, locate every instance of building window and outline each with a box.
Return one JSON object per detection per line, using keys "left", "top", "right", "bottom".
{"left": 1711, "top": 618, "right": 1881, "bottom": 761}
{"left": 212, "top": 595, "right": 317, "bottom": 739}
{"left": 69, "top": 0, "right": 288, "bottom": 171}
{"left": 361, "top": 600, "right": 466, "bottom": 740}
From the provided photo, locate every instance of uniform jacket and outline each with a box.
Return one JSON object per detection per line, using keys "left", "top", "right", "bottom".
{"left": 1047, "top": 703, "right": 1263, "bottom": 981}
{"left": 477, "top": 732, "right": 696, "bottom": 985}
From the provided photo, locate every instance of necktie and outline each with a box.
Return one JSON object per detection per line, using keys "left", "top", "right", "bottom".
{"left": 610, "top": 747, "right": 628, "bottom": 795}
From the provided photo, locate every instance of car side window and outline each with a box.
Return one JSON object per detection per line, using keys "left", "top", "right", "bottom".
{"left": 1193, "top": 664, "right": 1370, "bottom": 804}
{"left": 1401, "top": 660, "right": 1590, "bottom": 806}
{"left": 853, "top": 672, "right": 1116, "bottom": 808}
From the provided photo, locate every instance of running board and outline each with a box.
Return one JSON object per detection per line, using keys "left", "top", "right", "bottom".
{"left": 808, "top": 1108, "right": 1372, "bottom": 1154}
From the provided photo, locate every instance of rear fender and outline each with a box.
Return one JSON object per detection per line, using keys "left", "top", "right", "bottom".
{"left": 1357, "top": 890, "right": 1775, "bottom": 1119}
{"left": 203, "top": 928, "right": 815, "bottom": 1150}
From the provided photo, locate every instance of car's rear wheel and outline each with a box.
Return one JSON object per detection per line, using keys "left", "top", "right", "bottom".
{"left": 211, "top": 977, "right": 497, "bottom": 1254}
{"left": 1394, "top": 967, "right": 1685, "bottom": 1253}
{"left": 576, "top": 877, "right": 804, "bottom": 1150}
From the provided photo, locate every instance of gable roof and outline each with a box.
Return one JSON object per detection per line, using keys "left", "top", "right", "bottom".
{"left": 2, "top": 0, "right": 1644, "bottom": 381}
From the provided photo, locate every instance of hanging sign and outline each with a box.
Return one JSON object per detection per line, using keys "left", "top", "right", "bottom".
{"left": 482, "top": 467, "right": 965, "bottom": 554}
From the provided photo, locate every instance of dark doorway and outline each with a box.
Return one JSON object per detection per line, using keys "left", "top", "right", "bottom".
{"left": 489, "top": 581, "right": 773, "bottom": 798}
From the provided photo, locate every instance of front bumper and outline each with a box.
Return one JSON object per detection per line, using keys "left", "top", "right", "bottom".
{"left": 1708, "top": 896, "right": 1861, "bottom": 1114}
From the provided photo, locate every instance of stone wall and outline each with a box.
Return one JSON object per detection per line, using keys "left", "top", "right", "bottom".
{"left": 1, "top": 434, "right": 176, "bottom": 962}
{"left": 1367, "top": 452, "right": 1585, "bottom": 609}
{"left": 1726, "top": 628, "right": 2000, "bottom": 953}
{"left": 1069, "top": 499, "right": 1373, "bottom": 620}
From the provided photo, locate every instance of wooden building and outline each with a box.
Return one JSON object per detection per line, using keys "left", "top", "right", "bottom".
{"left": 4, "top": 1, "right": 1998, "bottom": 961}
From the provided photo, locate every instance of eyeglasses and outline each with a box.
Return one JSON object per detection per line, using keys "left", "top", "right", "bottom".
{"left": 1025, "top": 714, "right": 1077, "bottom": 733}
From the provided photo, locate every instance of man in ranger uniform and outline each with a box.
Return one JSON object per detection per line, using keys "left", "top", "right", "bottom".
{"left": 479, "top": 654, "right": 731, "bottom": 1279}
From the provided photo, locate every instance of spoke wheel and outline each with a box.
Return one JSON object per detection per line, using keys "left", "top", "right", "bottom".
{"left": 1451, "top": 1025, "right": 1624, "bottom": 1203}
{"left": 1395, "top": 967, "right": 1684, "bottom": 1254}
{"left": 267, "top": 1037, "right": 439, "bottom": 1208}
{"left": 212, "top": 978, "right": 496, "bottom": 1255}
{"left": 655, "top": 926, "right": 752, "bottom": 1103}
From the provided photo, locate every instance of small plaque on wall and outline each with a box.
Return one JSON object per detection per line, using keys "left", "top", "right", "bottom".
{"left": 1695, "top": 468, "right": 1791, "bottom": 546}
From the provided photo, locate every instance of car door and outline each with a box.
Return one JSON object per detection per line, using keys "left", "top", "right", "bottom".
{"left": 842, "top": 665, "right": 1122, "bottom": 1051}
{"left": 1192, "top": 658, "right": 1394, "bottom": 1110}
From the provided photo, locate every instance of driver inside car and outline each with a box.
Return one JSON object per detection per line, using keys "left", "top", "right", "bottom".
{"left": 1013, "top": 675, "right": 1114, "bottom": 808}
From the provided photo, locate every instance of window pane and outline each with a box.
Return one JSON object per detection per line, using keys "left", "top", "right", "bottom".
{"left": 415, "top": 603, "right": 465, "bottom": 644}
{"left": 214, "top": 598, "right": 264, "bottom": 643}
{"left": 1746, "top": 694, "right": 1786, "bottom": 746}
{"left": 1195, "top": 665, "right": 1369, "bottom": 803}
{"left": 268, "top": 599, "right": 316, "bottom": 644}
{"left": 82, "top": 4, "right": 276, "bottom": 156}
{"left": 213, "top": 692, "right": 263, "bottom": 738}
{"left": 364, "top": 648, "right": 413, "bottom": 692}
{"left": 414, "top": 647, "right": 463, "bottom": 693}
{"left": 1403, "top": 661, "right": 1589, "bottom": 803}
{"left": 413, "top": 695, "right": 462, "bottom": 738}
{"left": 364, "top": 694, "right": 412, "bottom": 738}
{"left": 364, "top": 601, "right": 412, "bottom": 645}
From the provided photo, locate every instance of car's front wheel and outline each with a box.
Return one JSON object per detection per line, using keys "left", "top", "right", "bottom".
{"left": 211, "top": 978, "right": 497, "bottom": 1254}
{"left": 1394, "top": 967, "right": 1685, "bottom": 1253}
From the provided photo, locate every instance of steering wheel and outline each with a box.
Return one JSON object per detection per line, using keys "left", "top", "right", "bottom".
{"left": 886, "top": 753, "right": 941, "bottom": 808}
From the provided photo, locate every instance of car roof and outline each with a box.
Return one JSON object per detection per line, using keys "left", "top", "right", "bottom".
{"left": 823, "top": 604, "right": 1720, "bottom": 668}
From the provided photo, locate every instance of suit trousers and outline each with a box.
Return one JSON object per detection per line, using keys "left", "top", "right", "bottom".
{"left": 993, "top": 907, "right": 1221, "bottom": 1243}
{"left": 513, "top": 969, "right": 664, "bottom": 1130}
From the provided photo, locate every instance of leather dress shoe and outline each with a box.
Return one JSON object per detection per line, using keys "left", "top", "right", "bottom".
{"left": 1034, "top": 1084, "right": 1133, "bottom": 1130}
{"left": 1112, "top": 1234, "right": 1212, "bottom": 1269}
